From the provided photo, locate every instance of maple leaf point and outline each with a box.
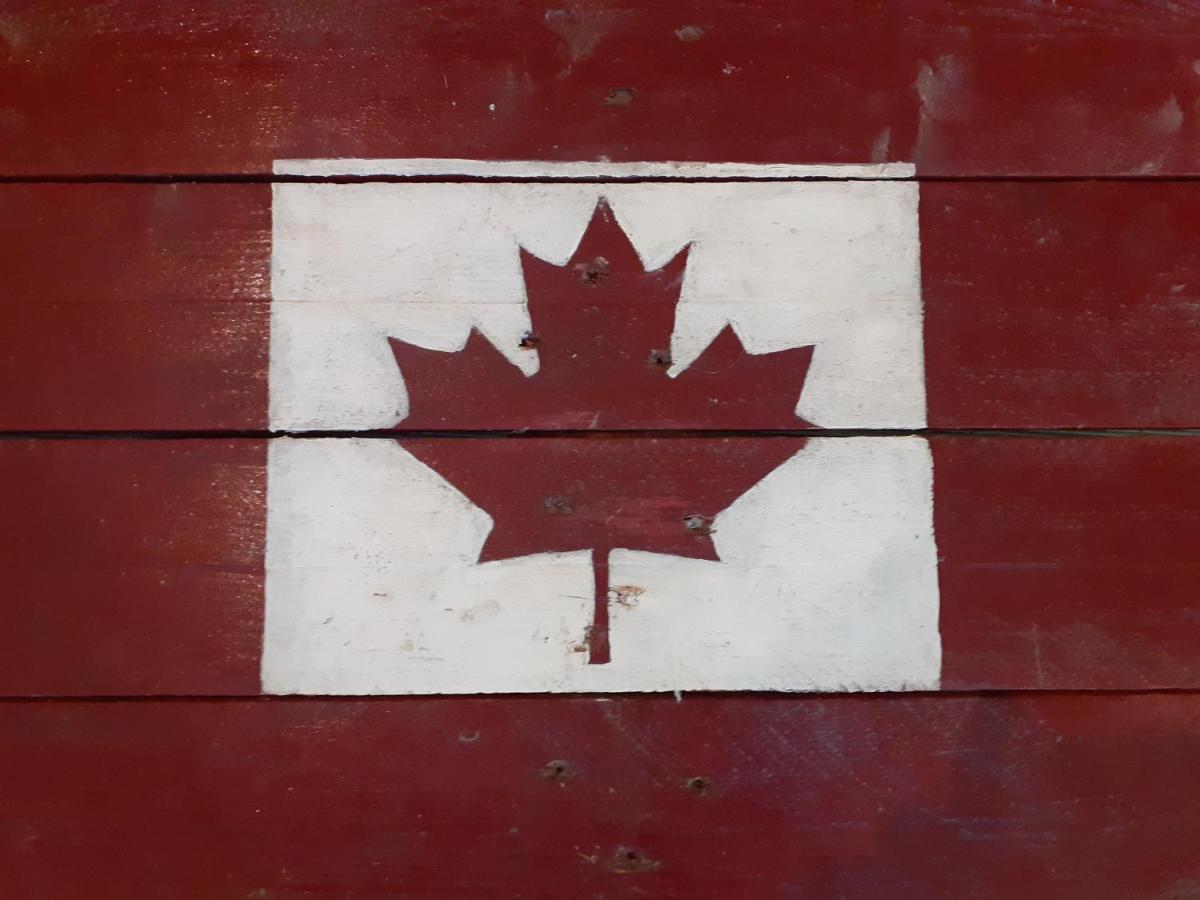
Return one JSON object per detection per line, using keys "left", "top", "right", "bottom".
{"left": 391, "top": 199, "right": 813, "bottom": 665}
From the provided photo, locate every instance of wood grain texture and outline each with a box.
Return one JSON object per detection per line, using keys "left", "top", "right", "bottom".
{"left": 0, "top": 439, "right": 265, "bottom": 696}
{"left": 263, "top": 436, "right": 940, "bottom": 693}
{"left": 0, "top": 184, "right": 269, "bottom": 431}
{"left": 923, "top": 181, "right": 1200, "bottom": 428}
{"left": 7, "top": 4, "right": 1198, "bottom": 892}
{"left": 3, "top": 436, "right": 1198, "bottom": 695}
{"left": 272, "top": 179, "right": 923, "bottom": 432}
{"left": 4, "top": 181, "right": 1200, "bottom": 430}
{"left": 1, "top": 2, "right": 1200, "bottom": 175}
{"left": 935, "top": 436, "right": 1200, "bottom": 690}
{"left": 3, "top": 692, "right": 1200, "bottom": 897}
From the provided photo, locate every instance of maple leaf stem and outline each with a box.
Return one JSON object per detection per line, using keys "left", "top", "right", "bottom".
{"left": 588, "top": 547, "right": 612, "bottom": 665}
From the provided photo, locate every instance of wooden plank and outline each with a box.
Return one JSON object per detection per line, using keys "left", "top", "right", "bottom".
{"left": 262, "top": 434, "right": 940, "bottom": 692}
{"left": 0, "top": 439, "right": 264, "bottom": 697}
{"left": 4, "top": 180, "right": 1200, "bottom": 431}
{"left": 3, "top": 692, "right": 1200, "bottom": 896}
{"left": 270, "top": 177, "right": 926, "bottom": 432}
{"left": 3, "top": 435, "right": 1199, "bottom": 695}
{"left": 1, "top": 3, "right": 1199, "bottom": 175}
{"left": 0, "top": 184, "right": 269, "bottom": 431}
{"left": 934, "top": 436, "right": 1200, "bottom": 690}
{"left": 923, "top": 181, "right": 1200, "bottom": 428}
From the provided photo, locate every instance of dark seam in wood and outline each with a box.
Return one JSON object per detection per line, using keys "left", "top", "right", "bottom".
{"left": 2, "top": 687, "right": 1200, "bottom": 702}
{"left": 10, "top": 174, "right": 1200, "bottom": 185}
{"left": 1, "top": 428, "right": 1200, "bottom": 440}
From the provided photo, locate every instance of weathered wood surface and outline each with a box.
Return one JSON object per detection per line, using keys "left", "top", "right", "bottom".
{"left": 3, "top": 436, "right": 1198, "bottom": 695}
{"left": 2, "top": 2, "right": 1200, "bottom": 176}
{"left": 0, "top": 439, "right": 264, "bottom": 697}
{"left": 3, "top": 692, "right": 1200, "bottom": 897}
{"left": 4, "top": 181, "right": 1200, "bottom": 430}
{"left": 5, "top": 3, "right": 1200, "bottom": 892}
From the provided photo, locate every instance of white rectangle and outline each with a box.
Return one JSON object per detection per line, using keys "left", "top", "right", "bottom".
{"left": 263, "top": 437, "right": 940, "bottom": 694}
{"left": 265, "top": 159, "right": 938, "bottom": 695}
{"left": 273, "top": 158, "right": 915, "bottom": 179}
{"left": 271, "top": 179, "right": 924, "bottom": 431}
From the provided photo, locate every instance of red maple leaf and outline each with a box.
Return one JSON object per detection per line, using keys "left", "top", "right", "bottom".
{"left": 391, "top": 201, "right": 812, "bottom": 664}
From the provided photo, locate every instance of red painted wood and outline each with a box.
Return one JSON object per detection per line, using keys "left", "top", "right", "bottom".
{"left": 0, "top": 440, "right": 265, "bottom": 696}
{"left": 923, "top": 181, "right": 1200, "bottom": 429}
{"left": 0, "top": 184, "right": 270, "bottom": 431}
{"left": 3, "top": 436, "right": 1199, "bottom": 695}
{"left": 5, "top": 182, "right": 1200, "bottom": 431}
{"left": 8, "top": 5, "right": 1196, "bottom": 890}
{"left": 1, "top": 2, "right": 1199, "bottom": 175}
{"left": 3, "top": 692, "right": 1199, "bottom": 896}
{"left": 934, "top": 436, "right": 1200, "bottom": 689}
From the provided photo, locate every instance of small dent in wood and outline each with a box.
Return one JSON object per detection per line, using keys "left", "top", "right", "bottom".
{"left": 603, "top": 87, "right": 636, "bottom": 106}
{"left": 574, "top": 255, "right": 609, "bottom": 286}
{"left": 606, "top": 846, "right": 662, "bottom": 874}
{"left": 540, "top": 759, "right": 573, "bottom": 783}
{"left": 543, "top": 495, "right": 573, "bottom": 515}
{"left": 610, "top": 584, "right": 645, "bottom": 608}
{"left": 647, "top": 348, "right": 672, "bottom": 368}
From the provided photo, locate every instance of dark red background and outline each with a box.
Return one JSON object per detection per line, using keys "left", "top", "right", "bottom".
{"left": 2, "top": 1, "right": 1200, "bottom": 175}
{"left": 4, "top": 693, "right": 1200, "bottom": 898}
{"left": 4, "top": 3, "right": 1200, "bottom": 895}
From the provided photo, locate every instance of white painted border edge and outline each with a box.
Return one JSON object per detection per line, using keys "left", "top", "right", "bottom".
{"left": 273, "top": 159, "right": 916, "bottom": 179}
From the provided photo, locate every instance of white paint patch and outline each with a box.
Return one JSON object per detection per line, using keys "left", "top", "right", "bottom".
{"left": 263, "top": 436, "right": 940, "bottom": 694}
{"left": 273, "top": 159, "right": 915, "bottom": 179}
{"left": 265, "top": 159, "right": 937, "bottom": 695}
{"left": 271, "top": 175, "right": 923, "bottom": 430}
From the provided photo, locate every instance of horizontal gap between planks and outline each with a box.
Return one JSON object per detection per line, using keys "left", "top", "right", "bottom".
{"left": 13, "top": 173, "right": 1200, "bottom": 185}
{"left": 3, "top": 427, "right": 1200, "bottom": 441}
{"left": 4, "top": 687, "right": 1200, "bottom": 702}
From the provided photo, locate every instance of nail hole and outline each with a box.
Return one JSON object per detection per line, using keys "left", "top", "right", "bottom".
{"left": 574, "top": 256, "right": 609, "bottom": 286}
{"left": 606, "top": 845, "right": 661, "bottom": 873}
{"left": 543, "top": 496, "right": 573, "bottom": 515}
{"left": 541, "top": 759, "right": 572, "bottom": 781}
{"left": 604, "top": 87, "right": 636, "bottom": 106}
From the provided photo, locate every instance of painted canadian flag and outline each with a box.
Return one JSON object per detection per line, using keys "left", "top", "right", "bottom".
{"left": 265, "top": 160, "right": 939, "bottom": 694}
